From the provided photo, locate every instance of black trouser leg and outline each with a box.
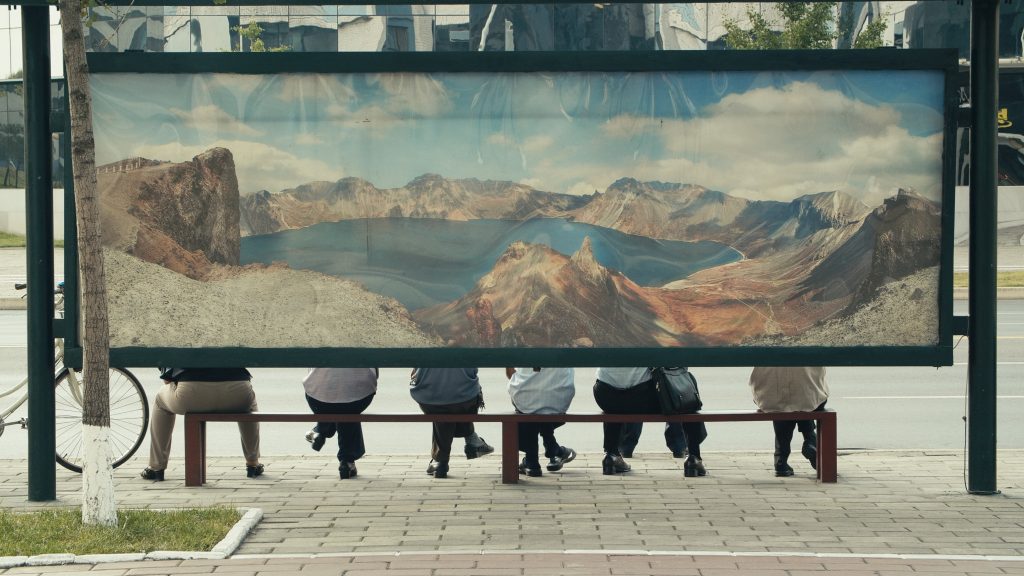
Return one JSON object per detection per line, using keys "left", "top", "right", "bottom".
{"left": 419, "top": 397, "right": 480, "bottom": 464}
{"left": 619, "top": 423, "right": 642, "bottom": 454}
{"left": 540, "top": 423, "right": 562, "bottom": 458}
{"left": 773, "top": 421, "right": 797, "bottom": 466}
{"left": 664, "top": 423, "right": 686, "bottom": 455}
{"left": 682, "top": 422, "right": 705, "bottom": 458}
{"left": 517, "top": 422, "right": 541, "bottom": 464}
{"left": 594, "top": 380, "right": 660, "bottom": 456}
{"left": 305, "top": 393, "right": 374, "bottom": 462}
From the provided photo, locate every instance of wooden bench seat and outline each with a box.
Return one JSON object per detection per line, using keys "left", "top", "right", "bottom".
{"left": 184, "top": 410, "right": 837, "bottom": 486}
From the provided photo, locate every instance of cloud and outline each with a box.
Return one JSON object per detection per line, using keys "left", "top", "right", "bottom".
{"left": 134, "top": 140, "right": 345, "bottom": 195}
{"left": 169, "top": 105, "right": 263, "bottom": 137}
{"left": 486, "top": 132, "right": 516, "bottom": 146}
{"left": 294, "top": 133, "right": 323, "bottom": 145}
{"left": 522, "top": 135, "right": 555, "bottom": 154}
{"left": 370, "top": 73, "right": 453, "bottom": 118}
{"left": 600, "top": 81, "right": 943, "bottom": 203}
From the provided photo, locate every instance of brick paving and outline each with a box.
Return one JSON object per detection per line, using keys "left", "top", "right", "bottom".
{"left": 1, "top": 450, "right": 1023, "bottom": 575}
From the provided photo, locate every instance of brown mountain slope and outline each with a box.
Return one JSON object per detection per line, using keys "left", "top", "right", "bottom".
{"left": 413, "top": 238, "right": 686, "bottom": 347}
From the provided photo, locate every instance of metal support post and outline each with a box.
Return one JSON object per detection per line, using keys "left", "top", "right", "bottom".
{"left": 968, "top": 0, "right": 999, "bottom": 494}
{"left": 22, "top": 5, "right": 56, "bottom": 501}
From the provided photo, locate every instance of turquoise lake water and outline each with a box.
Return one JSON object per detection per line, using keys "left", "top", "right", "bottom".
{"left": 240, "top": 218, "right": 741, "bottom": 310}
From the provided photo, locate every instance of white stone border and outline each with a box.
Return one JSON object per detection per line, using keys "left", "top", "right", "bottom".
{"left": 0, "top": 507, "right": 261, "bottom": 568}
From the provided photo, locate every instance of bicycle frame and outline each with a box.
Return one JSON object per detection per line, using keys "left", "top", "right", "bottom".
{"left": 0, "top": 289, "right": 78, "bottom": 430}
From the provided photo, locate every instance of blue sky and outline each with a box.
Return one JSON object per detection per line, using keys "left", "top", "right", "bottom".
{"left": 91, "top": 69, "right": 945, "bottom": 206}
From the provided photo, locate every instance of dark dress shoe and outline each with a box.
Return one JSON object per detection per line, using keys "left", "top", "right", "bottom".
{"left": 338, "top": 461, "right": 358, "bottom": 479}
{"left": 683, "top": 456, "right": 707, "bottom": 477}
{"left": 246, "top": 464, "right": 265, "bottom": 478}
{"left": 305, "top": 430, "right": 326, "bottom": 452}
{"left": 775, "top": 462, "right": 795, "bottom": 477}
{"left": 802, "top": 442, "right": 818, "bottom": 470}
{"left": 546, "top": 446, "right": 576, "bottom": 471}
{"left": 602, "top": 454, "right": 631, "bottom": 475}
{"left": 465, "top": 438, "right": 495, "bottom": 459}
{"left": 431, "top": 461, "right": 449, "bottom": 479}
{"left": 140, "top": 467, "right": 164, "bottom": 481}
{"left": 426, "top": 459, "right": 438, "bottom": 475}
{"left": 518, "top": 458, "right": 542, "bottom": 477}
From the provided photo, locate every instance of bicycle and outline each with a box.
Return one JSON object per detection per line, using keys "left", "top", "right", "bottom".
{"left": 0, "top": 282, "right": 149, "bottom": 472}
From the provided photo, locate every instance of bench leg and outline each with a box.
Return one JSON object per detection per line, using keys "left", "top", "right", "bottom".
{"left": 501, "top": 420, "right": 519, "bottom": 484}
{"left": 185, "top": 417, "right": 205, "bottom": 487}
{"left": 818, "top": 413, "right": 837, "bottom": 483}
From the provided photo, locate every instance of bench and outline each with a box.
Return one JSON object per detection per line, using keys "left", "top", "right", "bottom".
{"left": 184, "top": 410, "right": 837, "bottom": 487}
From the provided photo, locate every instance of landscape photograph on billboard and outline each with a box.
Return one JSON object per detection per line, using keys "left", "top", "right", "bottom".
{"left": 90, "top": 66, "right": 946, "bottom": 351}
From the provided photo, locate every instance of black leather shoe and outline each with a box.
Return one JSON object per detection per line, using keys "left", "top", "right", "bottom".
{"left": 683, "top": 456, "right": 707, "bottom": 477}
{"left": 246, "top": 463, "right": 265, "bottom": 478}
{"left": 426, "top": 459, "right": 438, "bottom": 475}
{"left": 802, "top": 442, "right": 817, "bottom": 470}
{"left": 339, "top": 461, "right": 357, "bottom": 479}
{"left": 140, "top": 467, "right": 164, "bottom": 481}
{"left": 519, "top": 458, "right": 542, "bottom": 477}
{"left": 546, "top": 446, "right": 576, "bottom": 471}
{"left": 431, "top": 461, "right": 449, "bottom": 479}
{"left": 602, "top": 454, "right": 631, "bottom": 475}
{"left": 775, "top": 462, "right": 794, "bottom": 477}
{"left": 305, "top": 429, "right": 326, "bottom": 452}
{"left": 465, "top": 438, "right": 494, "bottom": 459}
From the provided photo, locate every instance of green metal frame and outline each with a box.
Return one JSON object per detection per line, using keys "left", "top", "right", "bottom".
{"left": 63, "top": 48, "right": 959, "bottom": 369}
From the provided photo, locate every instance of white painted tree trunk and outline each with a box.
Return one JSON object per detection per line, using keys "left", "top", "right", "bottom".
{"left": 81, "top": 424, "right": 117, "bottom": 525}
{"left": 58, "top": 0, "right": 117, "bottom": 526}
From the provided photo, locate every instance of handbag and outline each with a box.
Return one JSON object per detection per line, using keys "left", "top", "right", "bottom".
{"left": 651, "top": 367, "right": 703, "bottom": 415}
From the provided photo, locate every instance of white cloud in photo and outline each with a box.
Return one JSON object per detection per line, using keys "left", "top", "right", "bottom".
{"left": 134, "top": 140, "right": 345, "bottom": 195}
{"left": 294, "top": 133, "right": 324, "bottom": 145}
{"left": 170, "top": 105, "right": 263, "bottom": 137}
{"left": 522, "top": 134, "right": 555, "bottom": 154}
{"left": 369, "top": 73, "right": 453, "bottom": 118}
{"left": 600, "top": 81, "right": 944, "bottom": 203}
{"left": 486, "top": 132, "right": 517, "bottom": 147}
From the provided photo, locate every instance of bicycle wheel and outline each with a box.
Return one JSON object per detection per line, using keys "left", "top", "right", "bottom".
{"left": 54, "top": 367, "right": 150, "bottom": 473}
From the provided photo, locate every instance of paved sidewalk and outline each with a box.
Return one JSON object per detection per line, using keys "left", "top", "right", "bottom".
{"left": 1, "top": 450, "right": 1022, "bottom": 575}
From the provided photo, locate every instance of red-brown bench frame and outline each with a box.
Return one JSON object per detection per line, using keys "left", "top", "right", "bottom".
{"left": 184, "top": 410, "right": 837, "bottom": 486}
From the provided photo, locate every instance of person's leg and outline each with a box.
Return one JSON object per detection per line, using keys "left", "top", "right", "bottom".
{"left": 335, "top": 394, "right": 374, "bottom": 463}
{"left": 304, "top": 394, "right": 336, "bottom": 451}
{"left": 680, "top": 423, "right": 702, "bottom": 458}
{"left": 147, "top": 383, "right": 181, "bottom": 472}
{"left": 664, "top": 423, "right": 687, "bottom": 457}
{"left": 517, "top": 422, "right": 541, "bottom": 475}
{"left": 226, "top": 381, "right": 260, "bottom": 468}
{"left": 419, "top": 397, "right": 479, "bottom": 477}
{"left": 618, "top": 423, "right": 642, "bottom": 457}
{"left": 773, "top": 420, "right": 796, "bottom": 475}
{"left": 540, "top": 424, "right": 560, "bottom": 458}
{"left": 797, "top": 419, "right": 817, "bottom": 469}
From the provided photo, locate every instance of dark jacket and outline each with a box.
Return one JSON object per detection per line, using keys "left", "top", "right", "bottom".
{"left": 158, "top": 367, "right": 252, "bottom": 383}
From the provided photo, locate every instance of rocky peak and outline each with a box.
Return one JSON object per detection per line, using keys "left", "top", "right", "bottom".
{"left": 790, "top": 190, "right": 870, "bottom": 238}
{"left": 569, "top": 237, "right": 609, "bottom": 284}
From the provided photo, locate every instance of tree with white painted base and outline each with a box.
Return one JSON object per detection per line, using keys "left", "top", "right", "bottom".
{"left": 58, "top": 0, "right": 117, "bottom": 526}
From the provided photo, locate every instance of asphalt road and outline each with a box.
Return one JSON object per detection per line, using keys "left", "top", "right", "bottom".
{"left": 0, "top": 301, "right": 1021, "bottom": 468}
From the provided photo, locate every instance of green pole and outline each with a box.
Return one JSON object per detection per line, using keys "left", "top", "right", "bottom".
{"left": 22, "top": 5, "right": 56, "bottom": 501}
{"left": 968, "top": 0, "right": 999, "bottom": 495}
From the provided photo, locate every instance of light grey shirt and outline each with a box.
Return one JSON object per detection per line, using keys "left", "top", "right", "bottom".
{"left": 409, "top": 368, "right": 481, "bottom": 405}
{"left": 595, "top": 367, "right": 653, "bottom": 390}
{"left": 507, "top": 367, "right": 575, "bottom": 415}
{"left": 302, "top": 368, "right": 378, "bottom": 404}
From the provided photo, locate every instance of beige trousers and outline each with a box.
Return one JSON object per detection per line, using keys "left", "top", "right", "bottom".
{"left": 148, "top": 379, "right": 260, "bottom": 470}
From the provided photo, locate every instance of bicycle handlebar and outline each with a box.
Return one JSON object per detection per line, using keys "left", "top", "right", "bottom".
{"left": 13, "top": 282, "right": 63, "bottom": 294}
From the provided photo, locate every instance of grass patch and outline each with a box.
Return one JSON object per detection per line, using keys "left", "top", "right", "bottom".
{"left": 954, "top": 271, "right": 1024, "bottom": 288}
{"left": 0, "top": 507, "right": 241, "bottom": 556}
{"left": 0, "top": 232, "right": 63, "bottom": 248}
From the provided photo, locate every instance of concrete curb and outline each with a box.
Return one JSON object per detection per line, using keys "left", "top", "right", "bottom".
{"left": 0, "top": 507, "right": 262, "bottom": 568}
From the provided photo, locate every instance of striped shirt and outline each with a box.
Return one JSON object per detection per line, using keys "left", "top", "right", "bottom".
{"left": 507, "top": 368, "right": 575, "bottom": 415}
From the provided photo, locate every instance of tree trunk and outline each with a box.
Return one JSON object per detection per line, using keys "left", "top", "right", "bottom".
{"left": 58, "top": 0, "right": 116, "bottom": 526}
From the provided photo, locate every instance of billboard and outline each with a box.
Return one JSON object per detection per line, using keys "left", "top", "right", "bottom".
{"left": 86, "top": 51, "right": 955, "bottom": 367}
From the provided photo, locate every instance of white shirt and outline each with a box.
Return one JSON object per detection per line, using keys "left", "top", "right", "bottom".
{"left": 302, "top": 368, "right": 378, "bottom": 404}
{"left": 507, "top": 368, "right": 575, "bottom": 414}
{"left": 595, "top": 367, "right": 652, "bottom": 390}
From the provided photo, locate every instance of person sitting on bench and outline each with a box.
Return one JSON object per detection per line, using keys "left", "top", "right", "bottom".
{"left": 748, "top": 366, "right": 829, "bottom": 477}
